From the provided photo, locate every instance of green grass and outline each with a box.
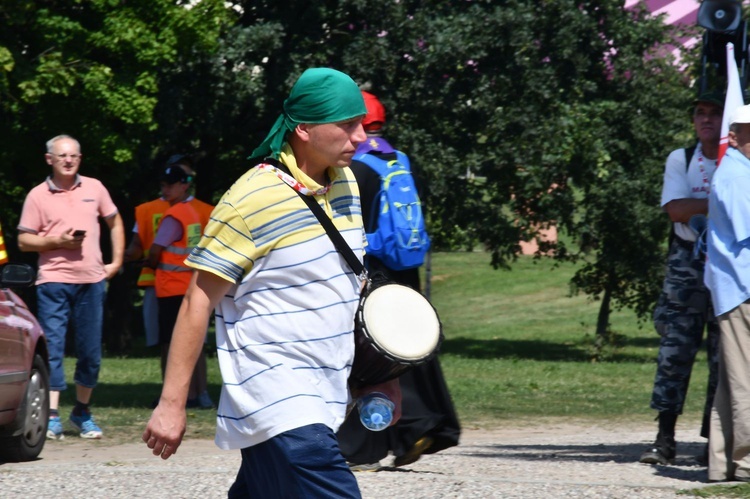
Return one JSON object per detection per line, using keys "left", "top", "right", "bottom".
{"left": 429, "top": 251, "right": 708, "bottom": 428}
{"left": 55, "top": 251, "right": 710, "bottom": 443}
{"left": 56, "top": 355, "right": 221, "bottom": 445}
{"left": 680, "top": 485, "right": 750, "bottom": 497}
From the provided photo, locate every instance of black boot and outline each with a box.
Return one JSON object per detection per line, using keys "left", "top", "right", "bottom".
{"left": 639, "top": 413, "right": 677, "bottom": 465}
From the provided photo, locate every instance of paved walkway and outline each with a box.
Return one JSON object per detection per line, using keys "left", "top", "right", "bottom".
{"left": 0, "top": 423, "right": 733, "bottom": 498}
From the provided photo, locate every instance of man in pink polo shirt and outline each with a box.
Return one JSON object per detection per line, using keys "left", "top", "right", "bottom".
{"left": 17, "top": 134, "right": 125, "bottom": 440}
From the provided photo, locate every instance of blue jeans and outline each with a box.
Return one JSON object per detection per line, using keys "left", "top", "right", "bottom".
{"left": 37, "top": 281, "right": 106, "bottom": 391}
{"left": 228, "top": 424, "right": 361, "bottom": 498}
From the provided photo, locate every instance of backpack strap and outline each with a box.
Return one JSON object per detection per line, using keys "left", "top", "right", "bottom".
{"left": 394, "top": 150, "right": 411, "bottom": 170}
{"left": 684, "top": 145, "right": 696, "bottom": 172}
{"left": 354, "top": 152, "right": 400, "bottom": 232}
{"left": 353, "top": 152, "right": 390, "bottom": 176}
{"left": 353, "top": 150, "right": 411, "bottom": 175}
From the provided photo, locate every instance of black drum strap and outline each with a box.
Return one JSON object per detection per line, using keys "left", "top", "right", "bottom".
{"left": 262, "top": 158, "right": 367, "bottom": 280}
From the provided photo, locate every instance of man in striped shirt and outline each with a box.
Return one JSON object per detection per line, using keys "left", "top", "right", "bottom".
{"left": 143, "top": 68, "right": 401, "bottom": 498}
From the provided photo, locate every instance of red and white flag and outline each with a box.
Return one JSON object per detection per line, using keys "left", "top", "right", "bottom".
{"left": 719, "top": 42, "right": 745, "bottom": 164}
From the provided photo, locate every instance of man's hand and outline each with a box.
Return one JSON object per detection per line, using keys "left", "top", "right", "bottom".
{"left": 58, "top": 228, "right": 85, "bottom": 250}
{"left": 103, "top": 262, "right": 121, "bottom": 280}
{"left": 354, "top": 378, "right": 402, "bottom": 426}
{"left": 18, "top": 229, "right": 82, "bottom": 253}
{"left": 142, "top": 400, "right": 187, "bottom": 460}
{"left": 664, "top": 198, "right": 709, "bottom": 224}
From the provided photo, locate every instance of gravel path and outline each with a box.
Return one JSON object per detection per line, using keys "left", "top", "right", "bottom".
{"left": 0, "top": 421, "right": 729, "bottom": 498}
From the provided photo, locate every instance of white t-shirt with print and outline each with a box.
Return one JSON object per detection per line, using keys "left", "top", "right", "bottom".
{"left": 660, "top": 144, "right": 717, "bottom": 242}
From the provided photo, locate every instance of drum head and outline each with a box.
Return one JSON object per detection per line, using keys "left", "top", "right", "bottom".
{"left": 361, "top": 284, "right": 441, "bottom": 361}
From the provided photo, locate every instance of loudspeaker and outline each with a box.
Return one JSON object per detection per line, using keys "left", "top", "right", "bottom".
{"left": 698, "top": 0, "right": 743, "bottom": 33}
{"left": 699, "top": 21, "right": 748, "bottom": 94}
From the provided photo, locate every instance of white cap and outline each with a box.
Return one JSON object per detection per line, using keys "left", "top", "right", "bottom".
{"left": 730, "top": 104, "right": 750, "bottom": 125}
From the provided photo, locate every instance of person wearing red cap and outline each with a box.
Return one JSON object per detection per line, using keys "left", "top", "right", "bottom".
{"left": 337, "top": 90, "right": 461, "bottom": 470}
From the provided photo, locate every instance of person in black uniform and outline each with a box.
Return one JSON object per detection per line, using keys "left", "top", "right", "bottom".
{"left": 337, "top": 90, "right": 461, "bottom": 470}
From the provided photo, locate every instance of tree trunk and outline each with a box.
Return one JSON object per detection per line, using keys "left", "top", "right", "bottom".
{"left": 589, "top": 282, "right": 614, "bottom": 362}
{"left": 596, "top": 283, "right": 612, "bottom": 339}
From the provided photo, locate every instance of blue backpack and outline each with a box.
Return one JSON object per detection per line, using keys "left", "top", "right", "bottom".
{"left": 354, "top": 151, "right": 431, "bottom": 270}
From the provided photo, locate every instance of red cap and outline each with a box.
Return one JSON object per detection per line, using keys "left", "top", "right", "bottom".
{"left": 361, "top": 91, "right": 386, "bottom": 132}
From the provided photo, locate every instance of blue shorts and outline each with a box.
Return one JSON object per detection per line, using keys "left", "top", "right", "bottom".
{"left": 37, "top": 280, "right": 106, "bottom": 391}
{"left": 228, "top": 423, "right": 361, "bottom": 498}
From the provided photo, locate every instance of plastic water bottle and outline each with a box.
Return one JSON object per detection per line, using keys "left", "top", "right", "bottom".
{"left": 357, "top": 392, "right": 394, "bottom": 432}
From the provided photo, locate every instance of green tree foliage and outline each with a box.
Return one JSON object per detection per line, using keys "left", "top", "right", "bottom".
{"left": 0, "top": 0, "right": 701, "bottom": 344}
{"left": 0, "top": 0, "right": 233, "bottom": 244}
{"left": 0, "top": 0, "right": 235, "bottom": 351}
{"left": 337, "top": 0, "right": 697, "bottom": 332}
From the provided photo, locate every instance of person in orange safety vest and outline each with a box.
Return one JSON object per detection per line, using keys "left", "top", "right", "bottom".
{"left": 144, "top": 157, "right": 214, "bottom": 409}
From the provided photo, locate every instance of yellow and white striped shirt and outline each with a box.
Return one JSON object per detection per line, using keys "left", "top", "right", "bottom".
{"left": 187, "top": 149, "right": 365, "bottom": 450}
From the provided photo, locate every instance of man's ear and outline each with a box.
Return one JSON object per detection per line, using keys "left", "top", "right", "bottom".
{"left": 295, "top": 123, "right": 311, "bottom": 143}
{"left": 729, "top": 130, "right": 739, "bottom": 148}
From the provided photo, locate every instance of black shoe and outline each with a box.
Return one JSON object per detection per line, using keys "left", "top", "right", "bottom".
{"left": 393, "top": 436, "right": 434, "bottom": 468}
{"left": 639, "top": 446, "right": 673, "bottom": 465}
{"left": 639, "top": 434, "right": 675, "bottom": 465}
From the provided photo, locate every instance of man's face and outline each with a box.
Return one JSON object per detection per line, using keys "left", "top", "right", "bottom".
{"left": 303, "top": 117, "right": 367, "bottom": 168}
{"left": 160, "top": 181, "right": 188, "bottom": 203}
{"left": 729, "top": 123, "right": 750, "bottom": 159}
{"left": 693, "top": 102, "right": 723, "bottom": 145}
{"left": 45, "top": 138, "right": 81, "bottom": 180}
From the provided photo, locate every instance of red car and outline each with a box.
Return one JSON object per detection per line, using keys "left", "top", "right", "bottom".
{"left": 0, "top": 263, "right": 49, "bottom": 462}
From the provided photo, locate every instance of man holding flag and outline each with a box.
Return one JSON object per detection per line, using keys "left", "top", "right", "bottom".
{"left": 704, "top": 103, "right": 750, "bottom": 482}
{"left": 701, "top": 39, "right": 750, "bottom": 483}
{"left": 640, "top": 90, "right": 722, "bottom": 466}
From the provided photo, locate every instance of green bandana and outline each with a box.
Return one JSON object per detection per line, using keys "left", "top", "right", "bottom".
{"left": 250, "top": 68, "right": 366, "bottom": 160}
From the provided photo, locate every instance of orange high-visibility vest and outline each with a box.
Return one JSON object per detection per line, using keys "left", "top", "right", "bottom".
{"left": 155, "top": 202, "right": 206, "bottom": 298}
{"left": 136, "top": 197, "right": 213, "bottom": 287}
{"left": 189, "top": 198, "right": 214, "bottom": 228}
{"left": 135, "top": 198, "right": 170, "bottom": 287}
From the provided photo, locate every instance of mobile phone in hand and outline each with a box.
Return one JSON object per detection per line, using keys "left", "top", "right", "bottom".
{"left": 73, "top": 230, "right": 86, "bottom": 237}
